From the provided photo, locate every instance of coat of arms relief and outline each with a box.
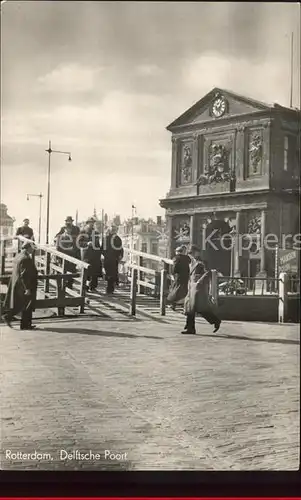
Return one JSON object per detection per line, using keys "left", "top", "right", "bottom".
{"left": 197, "top": 142, "right": 233, "bottom": 185}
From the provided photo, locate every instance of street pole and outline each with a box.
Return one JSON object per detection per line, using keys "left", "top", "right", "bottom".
{"left": 46, "top": 140, "right": 51, "bottom": 245}
{"left": 290, "top": 31, "right": 294, "bottom": 108}
{"left": 45, "top": 140, "right": 72, "bottom": 245}
{"left": 101, "top": 208, "right": 104, "bottom": 241}
{"left": 38, "top": 193, "right": 42, "bottom": 244}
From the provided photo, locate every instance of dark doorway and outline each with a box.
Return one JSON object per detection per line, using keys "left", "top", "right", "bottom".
{"left": 248, "top": 258, "right": 260, "bottom": 290}
{"left": 204, "top": 220, "right": 232, "bottom": 276}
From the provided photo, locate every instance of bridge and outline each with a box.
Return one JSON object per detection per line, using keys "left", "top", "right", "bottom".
{"left": 0, "top": 236, "right": 299, "bottom": 470}
{"left": 0, "top": 235, "right": 299, "bottom": 324}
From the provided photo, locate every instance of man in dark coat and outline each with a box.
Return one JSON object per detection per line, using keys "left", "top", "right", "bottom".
{"left": 182, "top": 245, "right": 221, "bottom": 335}
{"left": 54, "top": 216, "right": 80, "bottom": 288}
{"left": 101, "top": 225, "right": 123, "bottom": 294}
{"left": 167, "top": 245, "right": 190, "bottom": 310}
{"left": 78, "top": 217, "right": 102, "bottom": 291}
{"left": 2, "top": 241, "right": 38, "bottom": 330}
{"left": 16, "top": 218, "right": 34, "bottom": 251}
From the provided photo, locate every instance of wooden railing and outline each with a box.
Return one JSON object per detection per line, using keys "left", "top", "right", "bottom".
{"left": 122, "top": 247, "right": 173, "bottom": 316}
{"left": 0, "top": 236, "right": 90, "bottom": 316}
{"left": 1, "top": 238, "right": 299, "bottom": 323}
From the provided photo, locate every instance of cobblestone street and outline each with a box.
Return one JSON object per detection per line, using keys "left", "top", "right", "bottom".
{"left": 1, "top": 316, "right": 299, "bottom": 470}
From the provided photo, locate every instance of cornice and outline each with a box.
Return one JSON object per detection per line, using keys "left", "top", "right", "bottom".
{"left": 160, "top": 188, "right": 271, "bottom": 205}
{"left": 168, "top": 110, "right": 274, "bottom": 135}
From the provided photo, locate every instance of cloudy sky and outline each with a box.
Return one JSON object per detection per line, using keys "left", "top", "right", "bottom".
{"left": 1, "top": 1, "right": 300, "bottom": 242}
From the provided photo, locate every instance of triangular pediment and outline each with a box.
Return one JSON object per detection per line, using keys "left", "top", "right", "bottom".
{"left": 167, "top": 88, "right": 272, "bottom": 130}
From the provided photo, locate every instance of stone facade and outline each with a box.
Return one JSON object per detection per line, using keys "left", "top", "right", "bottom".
{"left": 160, "top": 88, "right": 300, "bottom": 278}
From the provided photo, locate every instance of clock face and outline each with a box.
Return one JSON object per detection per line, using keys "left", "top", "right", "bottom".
{"left": 212, "top": 96, "right": 227, "bottom": 117}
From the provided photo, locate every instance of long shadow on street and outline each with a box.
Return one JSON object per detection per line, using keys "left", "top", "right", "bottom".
{"left": 39, "top": 327, "right": 163, "bottom": 340}
{"left": 30, "top": 326, "right": 300, "bottom": 345}
{"left": 195, "top": 332, "right": 299, "bottom": 346}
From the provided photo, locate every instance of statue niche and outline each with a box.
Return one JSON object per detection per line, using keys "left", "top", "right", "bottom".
{"left": 198, "top": 143, "right": 232, "bottom": 185}
{"left": 248, "top": 132, "right": 263, "bottom": 175}
{"left": 179, "top": 143, "right": 193, "bottom": 185}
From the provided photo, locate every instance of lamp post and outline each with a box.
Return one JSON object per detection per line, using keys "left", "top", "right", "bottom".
{"left": 26, "top": 192, "right": 43, "bottom": 243}
{"left": 45, "top": 140, "right": 72, "bottom": 245}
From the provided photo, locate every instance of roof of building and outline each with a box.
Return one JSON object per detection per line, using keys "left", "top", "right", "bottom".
{"left": 167, "top": 87, "right": 301, "bottom": 130}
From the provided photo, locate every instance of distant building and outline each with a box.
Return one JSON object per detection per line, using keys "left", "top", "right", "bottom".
{"left": 119, "top": 216, "right": 168, "bottom": 268}
{"left": 0, "top": 203, "right": 14, "bottom": 243}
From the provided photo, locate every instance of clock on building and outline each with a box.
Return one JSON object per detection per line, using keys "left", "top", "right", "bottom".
{"left": 211, "top": 95, "right": 228, "bottom": 118}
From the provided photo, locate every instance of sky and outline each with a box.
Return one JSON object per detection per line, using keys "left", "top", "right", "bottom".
{"left": 1, "top": 1, "right": 300, "bottom": 242}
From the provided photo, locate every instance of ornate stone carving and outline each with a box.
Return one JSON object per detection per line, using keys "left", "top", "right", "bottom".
{"left": 172, "top": 222, "right": 191, "bottom": 245}
{"left": 197, "top": 143, "right": 233, "bottom": 185}
{"left": 247, "top": 215, "right": 261, "bottom": 234}
{"left": 248, "top": 132, "right": 263, "bottom": 174}
{"left": 180, "top": 144, "right": 193, "bottom": 184}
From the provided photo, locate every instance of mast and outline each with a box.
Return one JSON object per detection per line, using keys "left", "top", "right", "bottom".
{"left": 290, "top": 31, "right": 294, "bottom": 108}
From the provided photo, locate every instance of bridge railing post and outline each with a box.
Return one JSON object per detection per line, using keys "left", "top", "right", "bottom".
{"left": 57, "top": 258, "right": 68, "bottom": 316}
{"left": 211, "top": 269, "right": 218, "bottom": 305}
{"left": 154, "top": 271, "right": 160, "bottom": 298}
{"left": 57, "top": 275, "right": 65, "bottom": 317}
{"left": 138, "top": 256, "right": 144, "bottom": 295}
{"left": 130, "top": 267, "right": 138, "bottom": 316}
{"left": 79, "top": 267, "right": 88, "bottom": 313}
{"left": 1, "top": 239, "right": 6, "bottom": 275}
{"left": 44, "top": 252, "right": 51, "bottom": 294}
{"left": 278, "top": 272, "right": 289, "bottom": 323}
{"left": 160, "top": 263, "right": 168, "bottom": 316}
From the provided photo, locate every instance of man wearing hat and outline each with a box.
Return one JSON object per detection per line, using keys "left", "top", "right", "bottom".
{"left": 78, "top": 217, "right": 102, "bottom": 291}
{"left": 2, "top": 241, "right": 38, "bottom": 330}
{"left": 183, "top": 245, "right": 221, "bottom": 335}
{"left": 101, "top": 224, "right": 123, "bottom": 295}
{"left": 16, "top": 218, "right": 35, "bottom": 252}
{"left": 54, "top": 217, "right": 80, "bottom": 288}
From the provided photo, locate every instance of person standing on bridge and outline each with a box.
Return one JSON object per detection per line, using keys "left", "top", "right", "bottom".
{"left": 54, "top": 216, "right": 80, "bottom": 289}
{"left": 2, "top": 241, "right": 38, "bottom": 330}
{"left": 78, "top": 217, "right": 102, "bottom": 292}
{"left": 182, "top": 245, "right": 221, "bottom": 335}
{"left": 101, "top": 225, "right": 124, "bottom": 295}
{"left": 167, "top": 245, "right": 190, "bottom": 311}
{"left": 16, "top": 218, "right": 35, "bottom": 251}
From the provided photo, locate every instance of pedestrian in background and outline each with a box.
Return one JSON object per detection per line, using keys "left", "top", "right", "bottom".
{"left": 167, "top": 245, "right": 190, "bottom": 311}
{"left": 101, "top": 225, "right": 123, "bottom": 295}
{"left": 79, "top": 217, "right": 102, "bottom": 291}
{"left": 54, "top": 216, "right": 80, "bottom": 288}
{"left": 3, "top": 241, "right": 38, "bottom": 330}
{"left": 16, "top": 218, "right": 35, "bottom": 251}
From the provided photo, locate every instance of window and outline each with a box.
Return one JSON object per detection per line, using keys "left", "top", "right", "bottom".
{"left": 141, "top": 242, "right": 147, "bottom": 253}
{"left": 151, "top": 242, "right": 158, "bottom": 255}
{"left": 284, "top": 136, "right": 289, "bottom": 171}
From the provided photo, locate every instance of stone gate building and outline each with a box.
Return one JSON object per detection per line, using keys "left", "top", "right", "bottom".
{"left": 160, "top": 88, "right": 300, "bottom": 279}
